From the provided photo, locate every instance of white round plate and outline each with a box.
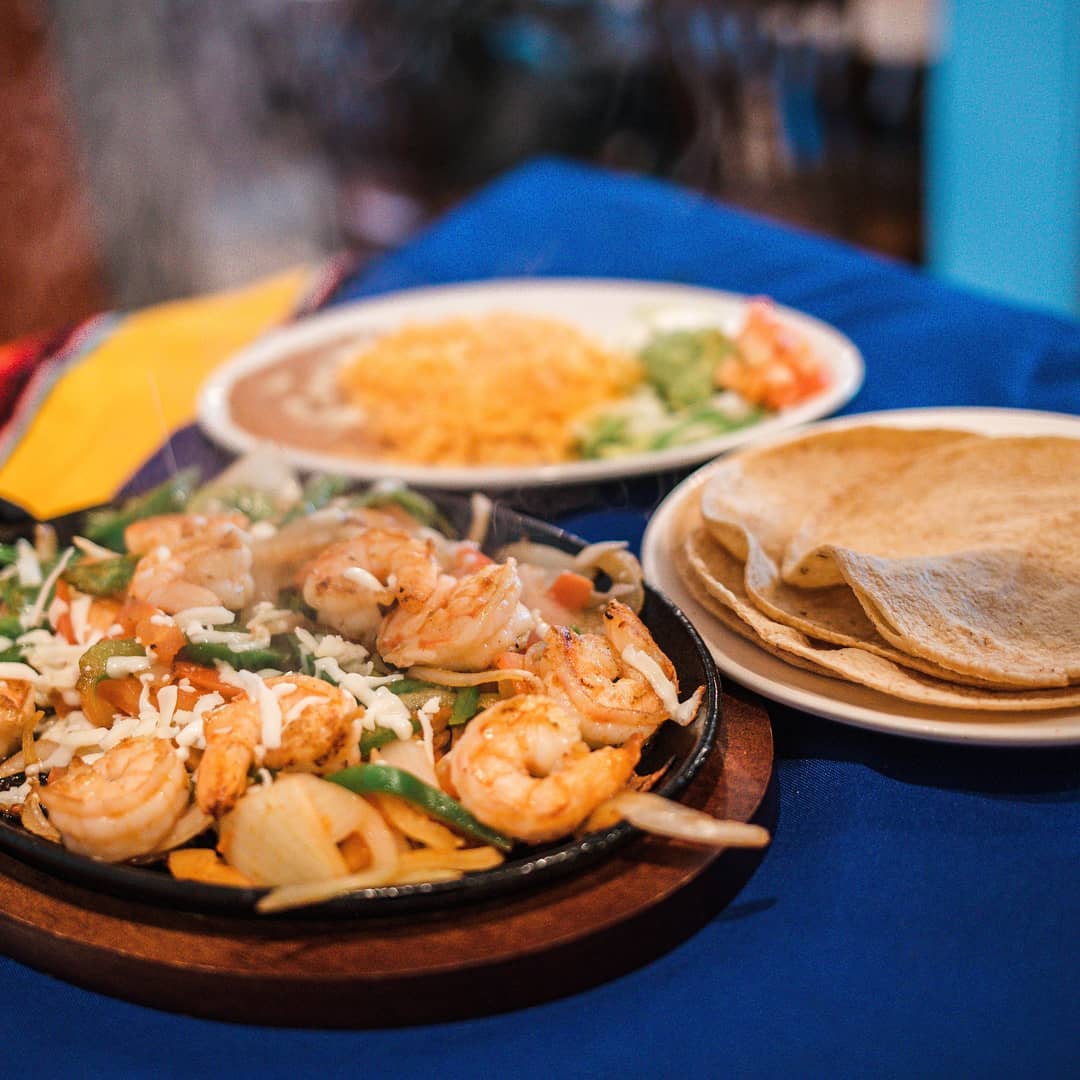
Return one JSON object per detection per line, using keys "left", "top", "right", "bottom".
{"left": 198, "top": 278, "right": 863, "bottom": 489}
{"left": 642, "top": 406, "right": 1080, "bottom": 746}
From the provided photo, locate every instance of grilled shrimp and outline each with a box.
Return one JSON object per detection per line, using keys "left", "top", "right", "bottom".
{"left": 0, "top": 679, "right": 33, "bottom": 760}
{"left": 441, "top": 694, "right": 641, "bottom": 844}
{"left": 195, "top": 675, "right": 360, "bottom": 816}
{"left": 527, "top": 600, "right": 693, "bottom": 746}
{"left": 250, "top": 505, "right": 419, "bottom": 599}
{"left": 301, "top": 527, "right": 441, "bottom": 642}
{"left": 39, "top": 737, "right": 190, "bottom": 861}
{"left": 124, "top": 512, "right": 249, "bottom": 555}
{"left": 129, "top": 518, "right": 255, "bottom": 614}
{"left": 377, "top": 559, "right": 534, "bottom": 671}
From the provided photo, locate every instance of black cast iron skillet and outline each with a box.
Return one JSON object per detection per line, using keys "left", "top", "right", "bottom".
{"left": 0, "top": 492, "right": 720, "bottom": 917}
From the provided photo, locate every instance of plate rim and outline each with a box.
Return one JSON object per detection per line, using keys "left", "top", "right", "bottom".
{"left": 642, "top": 405, "right": 1080, "bottom": 748}
{"left": 196, "top": 276, "right": 864, "bottom": 490}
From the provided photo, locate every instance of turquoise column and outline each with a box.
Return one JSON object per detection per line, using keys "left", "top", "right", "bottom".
{"left": 926, "top": 0, "right": 1079, "bottom": 316}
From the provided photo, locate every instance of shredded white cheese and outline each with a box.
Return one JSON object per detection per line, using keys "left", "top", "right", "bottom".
{"left": 68, "top": 592, "right": 97, "bottom": 645}
{"left": 73, "top": 535, "right": 122, "bottom": 561}
{"left": 47, "top": 595, "right": 68, "bottom": 630}
{"left": 175, "top": 606, "right": 235, "bottom": 627}
{"left": 104, "top": 654, "right": 151, "bottom": 679}
{"left": 217, "top": 665, "right": 282, "bottom": 750}
{"left": 294, "top": 628, "right": 370, "bottom": 671}
{"left": 21, "top": 547, "right": 76, "bottom": 629}
{"left": 312, "top": 655, "right": 412, "bottom": 739}
{"left": 14, "top": 539, "right": 42, "bottom": 587}
{"left": 245, "top": 602, "right": 300, "bottom": 641}
{"left": 283, "top": 694, "right": 324, "bottom": 722}
{"left": 0, "top": 662, "right": 40, "bottom": 682}
{"left": 417, "top": 695, "right": 440, "bottom": 765}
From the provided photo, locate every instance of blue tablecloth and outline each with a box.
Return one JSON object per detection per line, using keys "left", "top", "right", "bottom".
{"left": 6, "top": 160, "right": 1079, "bottom": 1077}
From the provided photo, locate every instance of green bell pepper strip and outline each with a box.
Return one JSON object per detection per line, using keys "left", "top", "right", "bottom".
{"left": 279, "top": 474, "right": 354, "bottom": 526}
{"left": 178, "top": 633, "right": 300, "bottom": 673}
{"left": 358, "top": 718, "right": 421, "bottom": 758}
{"left": 82, "top": 467, "right": 200, "bottom": 552}
{"left": 386, "top": 677, "right": 440, "bottom": 696}
{"left": 76, "top": 638, "right": 145, "bottom": 689}
{"left": 356, "top": 488, "right": 455, "bottom": 538}
{"left": 61, "top": 554, "right": 139, "bottom": 597}
{"left": 1, "top": 577, "right": 40, "bottom": 621}
{"left": 449, "top": 685, "right": 480, "bottom": 727}
{"left": 327, "top": 762, "right": 513, "bottom": 852}
{"left": 0, "top": 613, "right": 29, "bottom": 658}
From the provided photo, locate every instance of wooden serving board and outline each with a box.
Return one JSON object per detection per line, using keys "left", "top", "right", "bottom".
{"left": 0, "top": 692, "right": 773, "bottom": 1028}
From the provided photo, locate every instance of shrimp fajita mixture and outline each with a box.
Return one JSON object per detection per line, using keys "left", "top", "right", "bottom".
{"left": 0, "top": 457, "right": 767, "bottom": 912}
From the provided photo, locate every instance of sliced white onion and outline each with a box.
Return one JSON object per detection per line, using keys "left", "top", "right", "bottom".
{"left": 255, "top": 864, "right": 398, "bottom": 914}
{"left": 256, "top": 784, "right": 400, "bottom": 913}
{"left": 150, "top": 803, "right": 214, "bottom": 854}
{"left": 21, "top": 790, "right": 59, "bottom": 841}
{"left": 604, "top": 791, "right": 770, "bottom": 848}
{"left": 576, "top": 543, "right": 644, "bottom": 612}
{"left": 374, "top": 738, "right": 439, "bottom": 789}
{"left": 406, "top": 665, "right": 541, "bottom": 692}
{"left": 467, "top": 493, "right": 492, "bottom": 546}
{"left": 73, "top": 536, "right": 124, "bottom": 560}
{"left": 496, "top": 540, "right": 645, "bottom": 613}
{"left": 218, "top": 775, "right": 350, "bottom": 886}
{"left": 0, "top": 750, "right": 25, "bottom": 780}
{"left": 497, "top": 541, "right": 578, "bottom": 572}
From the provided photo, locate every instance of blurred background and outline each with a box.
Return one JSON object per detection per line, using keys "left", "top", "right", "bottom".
{"left": 1, "top": 0, "right": 1076, "bottom": 341}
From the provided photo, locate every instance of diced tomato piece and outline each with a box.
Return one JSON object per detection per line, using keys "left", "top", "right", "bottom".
{"left": 96, "top": 675, "right": 145, "bottom": 718}
{"left": 453, "top": 544, "right": 494, "bottom": 575}
{"left": 547, "top": 570, "right": 594, "bottom": 611}
{"left": 170, "top": 660, "right": 244, "bottom": 700}
{"left": 133, "top": 614, "right": 186, "bottom": 668}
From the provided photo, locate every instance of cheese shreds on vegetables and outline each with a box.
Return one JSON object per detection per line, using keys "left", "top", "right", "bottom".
{"left": 0, "top": 662, "right": 39, "bottom": 683}
{"left": 105, "top": 654, "right": 152, "bottom": 679}
{"left": 14, "top": 539, "right": 42, "bottom": 587}
{"left": 337, "top": 313, "right": 642, "bottom": 466}
{"left": 73, "top": 536, "right": 122, "bottom": 561}
{"left": 417, "top": 695, "right": 440, "bottom": 765}
{"left": 218, "top": 665, "right": 283, "bottom": 750}
{"left": 21, "top": 547, "right": 75, "bottom": 629}
{"left": 68, "top": 593, "right": 96, "bottom": 645}
{"left": 312, "top": 655, "right": 412, "bottom": 739}
{"left": 176, "top": 606, "right": 235, "bottom": 627}
{"left": 294, "top": 628, "right": 370, "bottom": 671}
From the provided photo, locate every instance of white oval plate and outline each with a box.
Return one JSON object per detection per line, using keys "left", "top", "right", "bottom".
{"left": 198, "top": 278, "right": 863, "bottom": 489}
{"left": 642, "top": 407, "right": 1080, "bottom": 746}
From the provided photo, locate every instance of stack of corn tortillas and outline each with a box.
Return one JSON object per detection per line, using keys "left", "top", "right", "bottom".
{"left": 672, "top": 425, "right": 1080, "bottom": 710}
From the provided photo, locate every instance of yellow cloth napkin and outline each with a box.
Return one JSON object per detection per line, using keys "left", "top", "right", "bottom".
{"left": 0, "top": 268, "right": 308, "bottom": 520}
